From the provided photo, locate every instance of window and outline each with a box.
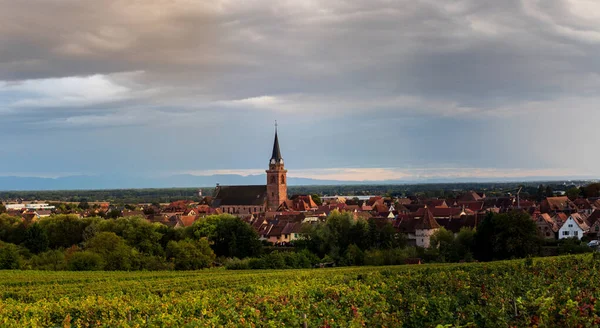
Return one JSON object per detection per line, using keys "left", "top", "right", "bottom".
{"left": 281, "top": 175, "right": 285, "bottom": 184}
{"left": 270, "top": 176, "right": 275, "bottom": 184}
{"left": 568, "top": 224, "right": 573, "bottom": 228}
{"left": 574, "top": 231, "right": 578, "bottom": 236}
{"left": 563, "top": 231, "right": 569, "bottom": 236}
{"left": 596, "top": 226, "right": 599, "bottom": 232}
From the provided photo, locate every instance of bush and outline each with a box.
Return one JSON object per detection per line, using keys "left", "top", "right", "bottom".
{"left": 365, "top": 247, "right": 417, "bottom": 266}
{"left": 67, "top": 251, "right": 103, "bottom": 271}
{"left": 558, "top": 237, "right": 593, "bottom": 255}
{"left": 230, "top": 250, "right": 320, "bottom": 270}
{"left": 224, "top": 258, "right": 250, "bottom": 270}
{"left": 166, "top": 238, "right": 215, "bottom": 270}
{"left": 85, "top": 232, "right": 134, "bottom": 271}
{"left": 344, "top": 244, "right": 365, "bottom": 266}
{"left": 0, "top": 241, "right": 22, "bottom": 269}
{"left": 30, "top": 249, "right": 67, "bottom": 270}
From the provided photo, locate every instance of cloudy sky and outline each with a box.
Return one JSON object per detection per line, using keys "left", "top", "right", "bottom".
{"left": 1, "top": 0, "right": 599, "bottom": 182}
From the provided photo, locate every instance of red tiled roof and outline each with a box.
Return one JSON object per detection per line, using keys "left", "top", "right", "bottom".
{"left": 415, "top": 208, "right": 440, "bottom": 230}
{"left": 179, "top": 215, "right": 197, "bottom": 227}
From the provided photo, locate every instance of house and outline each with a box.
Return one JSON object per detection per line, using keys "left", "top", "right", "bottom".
{"left": 178, "top": 215, "right": 198, "bottom": 227}
{"left": 278, "top": 195, "right": 318, "bottom": 212}
{"left": 458, "top": 191, "right": 484, "bottom": 202}
{"left": 574, "top": 199, "right": 594, "bottom": 215}
{"left": 540, "top": 197, "right": 577, "bottom": 214}
{"left": 35, "top": 210, "right": 52, "bottom": 218}
{"left": 586, "top": 210, "right": 600, "bottom": 238}
{"left": 558, "top": 214, "right": 589, "bottom": 240}
{"left": 533, "top": 211, "right": 558, "bottom": 239}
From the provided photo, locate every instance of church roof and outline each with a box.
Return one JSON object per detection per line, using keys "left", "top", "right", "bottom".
{"left": 271, "top": 130, "right": 283, "bottom": 161}
{"left": 212, "top": 185, "right": 268, "bottom": 207}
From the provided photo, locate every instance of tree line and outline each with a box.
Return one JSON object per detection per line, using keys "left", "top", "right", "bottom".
{"left": 0, "top": 210, "right": 592, "bottom": 271}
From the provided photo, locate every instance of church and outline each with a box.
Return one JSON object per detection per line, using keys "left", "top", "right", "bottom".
{"left": 212, "top": 129, "right": 288, "bottom": 215}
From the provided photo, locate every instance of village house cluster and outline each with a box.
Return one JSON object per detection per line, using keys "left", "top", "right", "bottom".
{"left": 2, "top": 129, "right": 599, "bottom": 248}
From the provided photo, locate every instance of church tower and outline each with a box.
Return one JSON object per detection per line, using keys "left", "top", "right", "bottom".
{"left": 266, "top": 126, "right": 287, "bottom": 210}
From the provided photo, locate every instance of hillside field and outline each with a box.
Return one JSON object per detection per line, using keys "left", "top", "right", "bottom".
{"left": 1, "top": 255, "right": 599, "bottom": 327}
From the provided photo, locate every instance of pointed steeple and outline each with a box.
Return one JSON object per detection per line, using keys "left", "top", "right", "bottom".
{"left": 270, "top": 123, "right": 283, "bottom": 163}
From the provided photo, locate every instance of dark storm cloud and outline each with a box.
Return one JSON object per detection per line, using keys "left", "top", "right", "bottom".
{"left": 0, "top": 0, "right": 599, "bottom": 178}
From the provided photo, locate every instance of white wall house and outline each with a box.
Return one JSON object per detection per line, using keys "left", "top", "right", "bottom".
{"left": 558, "top": 215, "right": 588, "bottom": 240}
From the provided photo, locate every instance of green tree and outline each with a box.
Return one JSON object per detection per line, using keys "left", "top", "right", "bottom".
{"left": 85, "top": 232, "right": 135, "bottom": 270}
{"left": 566, "top": 187, "right": 581, "bottom": 201}
{"left": 583, "top": 183, "right": 600, "bottom": 198}
{"left": 166, "top": 238, "right": 215, "bottom": 270}
{"left": 430, "top": 227, "right": 457, "bottom": 262}
{"left": 0, "top": 214, "right": 27, "bottom": 245}
{"left": 474, "top": 211, "right": 541, "bottom": 261}
{"left": 94, "top": 216, "right": 164, "bottom": 256}
{"left": 455, "top": 227, "right": 476, "bottom": 261}
{"left": 30, "top": 249, "right": 67, "bottom": 270}
{"left": 38, "top": 215, "right": 90, "bottom": 249}
{"left": 311, "top": 194, "right": 323, "bottom": 206}
{"left": 0, "top": 241, "right": 21, "bottom": 269}
{"left": 190, "top": 215, "right": 262, "bottom": 258}
{"left": 0, "top": 204, "right": 6, "bottom": 214}
{"left": 67, "top": 251, "right": 103, "bottom": 271}
{"left": 23, "top": 223, "right": 49, "bottom": 254}
{"left": 348, "top": 219, "right": 370, "bottom": 250}
{"left": 344, "top": 244, "right": 365, "bottom": 266}
{"left": 105, "top": 209, "right": 122, "bottom": 219}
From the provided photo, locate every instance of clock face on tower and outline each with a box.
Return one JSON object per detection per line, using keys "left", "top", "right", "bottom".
{"left": 270, "top": 159, "right": 276, "bottom": 165}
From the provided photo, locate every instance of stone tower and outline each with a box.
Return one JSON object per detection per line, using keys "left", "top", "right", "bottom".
{"left": 266, "top": 127, "right": 287, "bottom": 210}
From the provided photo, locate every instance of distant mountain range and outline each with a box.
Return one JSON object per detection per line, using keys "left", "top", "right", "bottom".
{"left": 0, "top": 174, "right": 597, "bottom": 191}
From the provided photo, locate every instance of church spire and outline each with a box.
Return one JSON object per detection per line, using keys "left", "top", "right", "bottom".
{"left": 270, "top": 121, "right": 283, "bottom": 163}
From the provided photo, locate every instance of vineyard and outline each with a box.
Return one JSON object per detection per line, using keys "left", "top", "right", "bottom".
{"left": 1, "top": 254, "right": 599, "bottom": 327}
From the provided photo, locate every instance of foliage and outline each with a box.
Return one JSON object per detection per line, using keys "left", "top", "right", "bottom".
{"left": 364, "top": 247, "right": 417, "bottom": 266}
{"left": 85, "top": 232, "right": 135, "bottom": 271}
{"left": 0, "top": 241, "right": 21, "bottom": 269}
{"left": 93, "top": 216, "right": 164, "bottom": 256}
{"left": 429, "top": 227, "right": 476, "bottom": 263}
{"left": 311, "top": 194, "right": 323, "bottom": 206}
{"left": 29, "top": 249, "right": 67, "bottom": 271}
{"left": 166, "top": 238, "right": 215, "bottom": 270}
{"left": 23, "top": 223, "right": 49, "bottom": 254}
{"left": 475, "top": 210, "right": 542, "bottom": 261}
{"left": 299, "top": 210, "right": 406, "bottom": 262}
{"left": 566, "top": 187, "right": 582, "bottom": 201}
{"left": 1, "top": 255, "right": 600, "bottom": 326}
{"left": 227, "top": 250, "right": 319, "bottom": 270}
{"left": 557, "top": 237, "right": 594, "bottom": 255}
{"left": 190, "top": 214, "right": 262, "bottom": 258}
{"left": 67, "top": 251, "right": 103, "bottom": 271}
{"left": 38, "top": 215, "right": 91, "bottom": 249}
{"left": 0, "top": 214, "right": 26, "bottom": 245}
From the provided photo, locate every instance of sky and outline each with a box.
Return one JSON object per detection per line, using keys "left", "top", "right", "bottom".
{"left": 1, "top": 0, "right": 599, "bottom": 182}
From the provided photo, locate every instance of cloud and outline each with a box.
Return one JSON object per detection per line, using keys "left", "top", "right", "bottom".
{"left": 0, "top": 0, "right": 599, "bottom": 178}
{"left": 0, "top": 72, "right": 144, "bottom": 109}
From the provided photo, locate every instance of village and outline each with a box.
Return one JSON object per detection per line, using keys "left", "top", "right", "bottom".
{"left": 1, "top": 129, "right": 598, "bottom": 250}
{"left": 2, "top": 190, "right": 598, "bottom": 249}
